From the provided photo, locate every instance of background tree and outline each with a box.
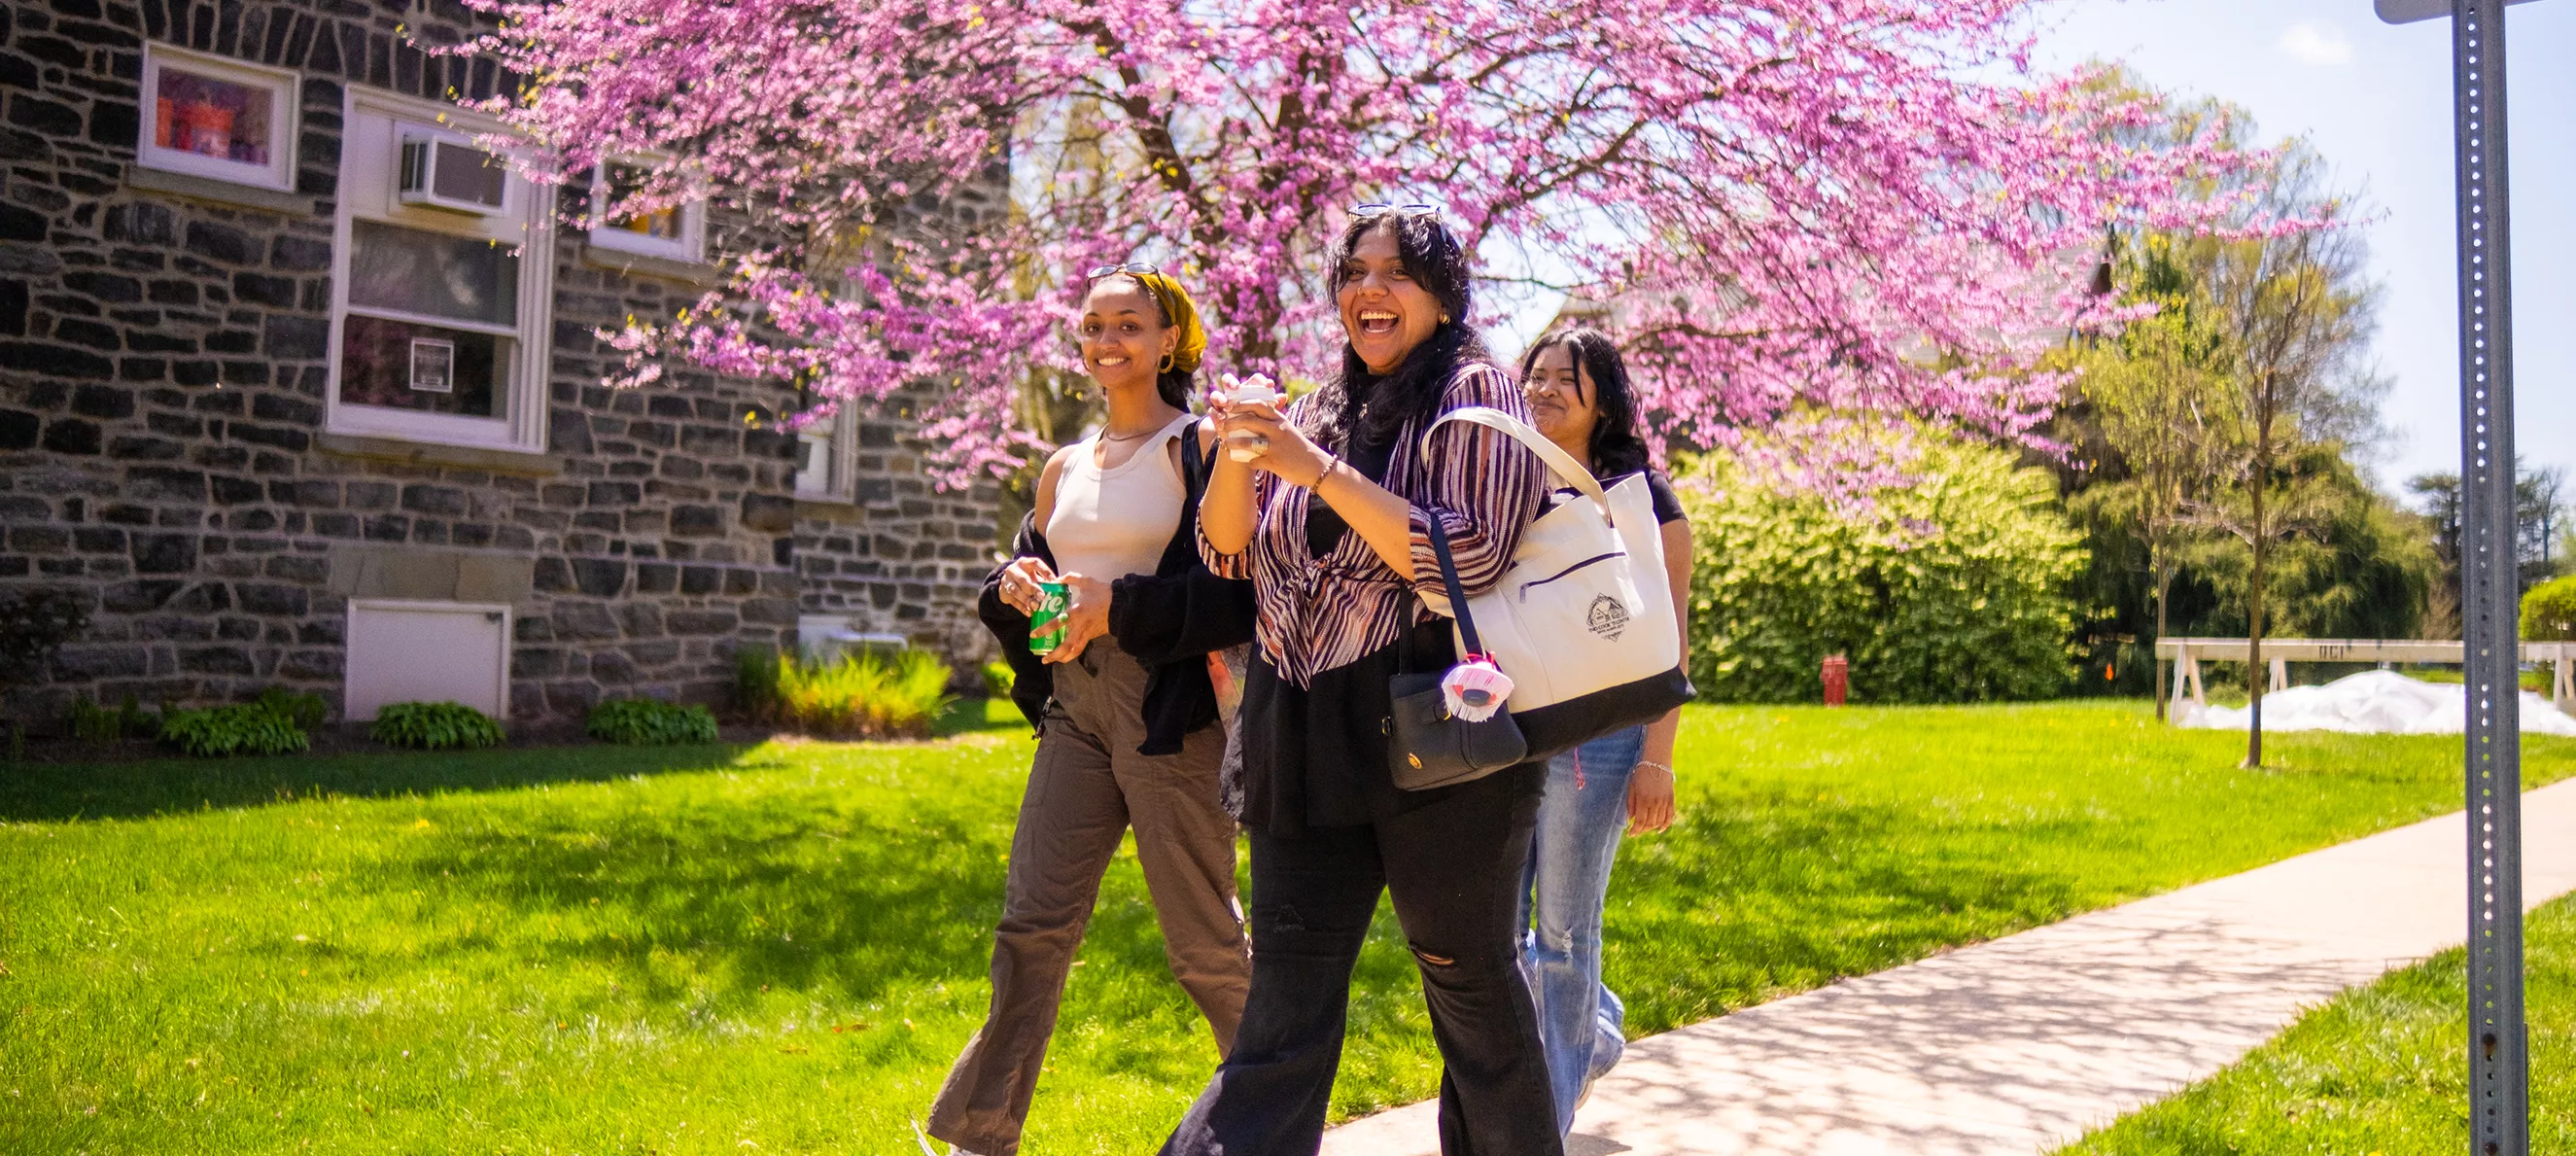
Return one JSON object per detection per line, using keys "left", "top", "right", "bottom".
{"left": 2407, "top": 457, "right": 2570, "bottom": 614}
{"left": 2041, "top": 92, "right": 2430, "bottom": 722}
{"left": 472, "top": 0, "right": 2291, "bottom": 485}
{"left": 2187, "top": 445, "right": 2435, "bottom": 642}
{"left": 2066, "top": 240, "right": 2232, "bottom": 719}
{"left": 2524, "top": 465, "right": 2568, "bottom": 584}
{"left": 2185, "top": 157, "right": 2381, "bottom": 769}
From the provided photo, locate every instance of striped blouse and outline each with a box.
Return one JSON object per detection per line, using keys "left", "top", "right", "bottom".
{"left": 1201, "top": 361, "right": 1546, "bottom": 686}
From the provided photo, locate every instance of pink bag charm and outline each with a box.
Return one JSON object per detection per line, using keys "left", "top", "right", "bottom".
{"left": 1441, "top": 656, "right": 1514, "bottom": 723}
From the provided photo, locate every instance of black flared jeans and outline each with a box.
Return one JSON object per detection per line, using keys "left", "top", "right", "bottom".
{"left": 1159, "top": 761, "right": 1563, "bottom": 1156}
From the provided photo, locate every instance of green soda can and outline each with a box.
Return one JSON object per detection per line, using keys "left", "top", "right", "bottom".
{"left": 1028, "top": 580, "right": 1069, "bottom": 654}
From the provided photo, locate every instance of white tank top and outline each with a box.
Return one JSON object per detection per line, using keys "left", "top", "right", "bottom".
{"left": 1046, "top": 412, "right": 1194, "bottom": 581}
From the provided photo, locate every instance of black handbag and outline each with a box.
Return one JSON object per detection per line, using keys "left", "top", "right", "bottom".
{"left": 1386, "top": 514, "right": 1529, "bottom": 790}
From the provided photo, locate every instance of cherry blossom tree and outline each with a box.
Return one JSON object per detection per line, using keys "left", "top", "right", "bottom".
{"left": 468, "top": 0, "right": 2288, "bottom": 486}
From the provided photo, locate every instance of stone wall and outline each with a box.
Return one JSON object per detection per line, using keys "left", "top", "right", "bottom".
{"left": 792, "top": 387, "right": 1005, "bottom": 667}
{"left": 0, "top": 0, "right": 997, "bottom": 732}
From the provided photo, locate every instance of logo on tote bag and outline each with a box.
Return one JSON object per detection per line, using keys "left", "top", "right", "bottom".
{"left": 1586, "top": 594, "right": 1631, "bottom": 641}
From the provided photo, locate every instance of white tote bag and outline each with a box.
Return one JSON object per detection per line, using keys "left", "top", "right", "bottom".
{"left": 1416, "top": 406, "right": 1694, "bottom": 759}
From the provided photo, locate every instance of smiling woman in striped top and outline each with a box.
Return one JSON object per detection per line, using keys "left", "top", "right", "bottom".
{"left": 1159, "top": 207, "right": 1561, "bottom": 1156}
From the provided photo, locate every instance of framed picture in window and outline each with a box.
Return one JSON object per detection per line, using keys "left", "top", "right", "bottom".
{"left": 137, "top": 45, "right": 298, "bottom": 192}
{"left": 408, "top": 337, "right": 457, "bottom": 394}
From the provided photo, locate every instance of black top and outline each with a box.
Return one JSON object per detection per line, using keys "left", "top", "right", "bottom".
{"left": 1242, "top": 417, "right": 1538, "bottom": 835}
{"left": 979, "top": 431, "right": 1258, "bottom": 755}
{"left": 1642, "top": 469, "right": 1688, "bottom": 526}
{"left": 1533, "top": 468, "right": 1687, "bottom": 527}
{"left": 1301, "top": 418, "right": 1401, "bottom": 560}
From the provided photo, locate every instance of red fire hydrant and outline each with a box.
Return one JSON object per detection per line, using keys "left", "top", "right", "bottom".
{"left": 1821, "top": 653, "right": 1849, "bottom": 707}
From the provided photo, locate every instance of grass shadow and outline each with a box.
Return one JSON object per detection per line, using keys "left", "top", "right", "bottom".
{"left": 0, "top": 743, "right": 760, "bottom": 823}
{"left": 0, "top": 700, "right": 1029, "bottom": 823}
{"left": 388, "top": 785, "right": 1013, "bottom": 1007}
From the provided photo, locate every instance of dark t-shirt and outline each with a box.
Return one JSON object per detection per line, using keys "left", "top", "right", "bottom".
{"left": 1542, "top": 467, "right": 1688, "bottom": 525}
{"left": 1643, "top": 469, "right": 1688, "bottom": 526}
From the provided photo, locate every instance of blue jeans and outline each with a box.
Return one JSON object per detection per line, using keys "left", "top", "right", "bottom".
{"left": 1516, "top": 724, "right": 1643, "bottom": 1134}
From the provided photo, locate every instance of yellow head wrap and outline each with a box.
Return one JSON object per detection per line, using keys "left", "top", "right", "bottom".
{"left": 1124, "top": 270, "right": 1206, "bottom": 374}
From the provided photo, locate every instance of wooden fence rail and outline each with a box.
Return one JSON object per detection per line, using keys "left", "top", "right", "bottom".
{"left": 2150, "top": 638, "right": 2576, "bottom": 714}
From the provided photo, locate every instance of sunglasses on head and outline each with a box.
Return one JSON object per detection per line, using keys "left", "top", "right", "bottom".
{"left": 1085, "top": 262, "right": 1161, "bottom": 280}
{"left": 1350, "top": 202, "right": 1442, "bottom": 221}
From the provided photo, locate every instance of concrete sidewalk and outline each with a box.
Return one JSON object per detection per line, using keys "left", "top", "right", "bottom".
{"left": 1322, "top": 779, "right": 2576, "bottom": 1155}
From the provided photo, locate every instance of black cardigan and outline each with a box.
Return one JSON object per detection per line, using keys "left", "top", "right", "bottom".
{"left": 979, "top": 430, "right": 1257, "bottom": 754}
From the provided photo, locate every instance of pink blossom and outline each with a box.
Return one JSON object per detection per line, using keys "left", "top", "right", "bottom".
{"left": 467, "top": 0, "right": 2289, "bottom": 491}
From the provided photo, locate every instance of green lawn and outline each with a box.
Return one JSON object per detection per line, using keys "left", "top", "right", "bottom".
{"left": 5, "top": 700, "right": 2571, "bottom": 1154}
{"left": 2059, "top": 891, "right": 2576, "bottom": 1154}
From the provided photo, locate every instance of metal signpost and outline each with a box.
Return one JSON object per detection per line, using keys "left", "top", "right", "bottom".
{"left": 2374, "top": 0, "right": 2545, "bottom": 1151}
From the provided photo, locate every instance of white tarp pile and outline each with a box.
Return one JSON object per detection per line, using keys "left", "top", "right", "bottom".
{"left": 2177, "top": 669, "right": 2576, "bottom": 736}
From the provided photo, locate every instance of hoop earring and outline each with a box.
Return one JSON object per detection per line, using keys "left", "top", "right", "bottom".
{"left": 1159, "top": 353, "right": 1176, "bottom": 373}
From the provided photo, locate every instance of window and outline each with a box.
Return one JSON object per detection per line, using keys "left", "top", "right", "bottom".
{"left": 794, "top": 407, "right": 854, "bottom": 499}
{"left": 326, "top": 88, "right": 553, "bottom": 452}
{"left": 137, "top": 45, "right": 297, "bottom": 191}
{"left": 587, "top": 160, "right": 707, "bottom": 263}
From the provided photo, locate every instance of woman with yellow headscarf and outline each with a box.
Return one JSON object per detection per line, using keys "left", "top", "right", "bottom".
{"left": 926, "top": 264, "right": 1254, "bottom": 1156}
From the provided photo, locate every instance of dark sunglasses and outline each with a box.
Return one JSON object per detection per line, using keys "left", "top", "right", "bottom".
{"left": 1085, "top": 262, "right": 1161, "bottom": 280}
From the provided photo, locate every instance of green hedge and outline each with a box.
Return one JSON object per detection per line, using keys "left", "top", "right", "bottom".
{"left": 2527, "top": 575, "right": 2576, "bottom": 642}
{"left": 159, "top": 703, "right": 309, "bottom": 757}
{"left": 586, "top": 698, "right": 719, "bottom": 746}
{"left": 738, "top": 645, "right": 953, "bottom": 739}
{"left": 1680, "top": 440, "right": 2086, "bottom": 704}
{"left": 68, "top": 695, "right": 159, "bottom": 742}
{"left": 370, "top": 701, "right": 505, "bottom": 751}
{"left": 253, "top": 686, "right": 328, "bottom": 731}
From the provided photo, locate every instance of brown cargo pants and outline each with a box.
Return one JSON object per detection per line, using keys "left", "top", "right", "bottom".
{"left": 925, "top": 644, "right": 1250, "bottom": 1156}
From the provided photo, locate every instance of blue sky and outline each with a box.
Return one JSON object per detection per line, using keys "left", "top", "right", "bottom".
{"left": 2029, "top": 0, "right": 2576, "bottom": 494}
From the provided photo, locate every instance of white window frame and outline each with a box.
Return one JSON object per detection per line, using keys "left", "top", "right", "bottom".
{"left": 136, "top": 44, "right": 298, "bottom": 192}
{"left": 794, "top": 406, "right": 857, "bottom": 500}
{"left": 586, "top": 158, "right": 708, "bottom": 264}
{"left": 324, "top": 88, "right": 554, "bottom": 454}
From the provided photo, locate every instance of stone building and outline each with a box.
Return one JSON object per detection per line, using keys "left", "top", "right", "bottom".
{"left": 0, "top": 0, "right": 999, "bottom": 733}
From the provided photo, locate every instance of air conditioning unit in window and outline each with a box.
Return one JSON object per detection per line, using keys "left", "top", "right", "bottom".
{"left": 398, "top": 132, "right": 508, "bottom": 215}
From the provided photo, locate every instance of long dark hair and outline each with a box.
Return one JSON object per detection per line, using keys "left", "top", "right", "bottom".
{"left": 1518, "top": 327, "right": 1650, "bottom": 477}
{"left": 1301, "top": 212, "right": 1491, "bottom": 449}
{"left": 1089, "top": 272, "right": 1194, "bottom": 410}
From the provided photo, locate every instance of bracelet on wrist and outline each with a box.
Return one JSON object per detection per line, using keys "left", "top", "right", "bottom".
{"left": 1635, "top": 759, "right": 1674, "bottom": 777}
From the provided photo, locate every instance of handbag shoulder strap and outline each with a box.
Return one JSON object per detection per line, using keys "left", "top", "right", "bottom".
{"left": 1420, "top": 405, "right": 1611, "bottom": 515}
{"left": 1421, "top": 511, "right": 1488, "bottom": 660}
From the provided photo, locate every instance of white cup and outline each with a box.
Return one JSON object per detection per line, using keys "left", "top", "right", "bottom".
{"left": 1220, "top": 376, "right": 1279, "bottom": 462}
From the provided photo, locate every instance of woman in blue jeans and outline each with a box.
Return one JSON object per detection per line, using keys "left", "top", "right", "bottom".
{"left": 1515, "top": 327, "right": 1692, "bottom": 1133}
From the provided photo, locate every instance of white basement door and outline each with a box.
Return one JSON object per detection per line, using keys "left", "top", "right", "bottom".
{"left": 344, "top": 599, "right": 511, "bottom": 720}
